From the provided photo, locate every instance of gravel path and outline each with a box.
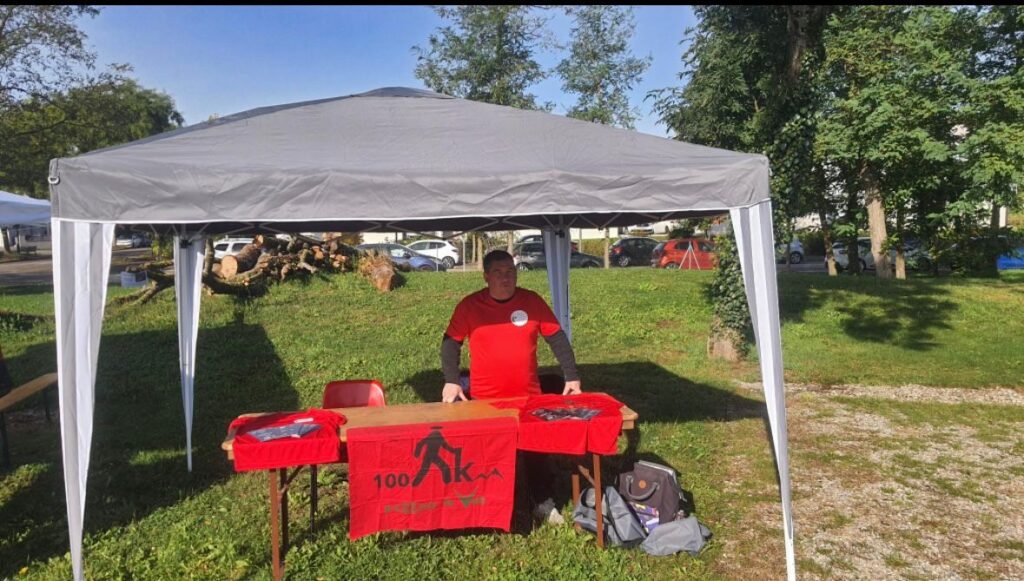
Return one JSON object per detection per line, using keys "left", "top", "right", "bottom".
{"left": 735, "top": 380, "right": 1024, "bottom": 406}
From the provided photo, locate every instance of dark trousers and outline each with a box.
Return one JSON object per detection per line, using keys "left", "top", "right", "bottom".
{"left": 520, "top": 450, "right": 557, "bottom": 504}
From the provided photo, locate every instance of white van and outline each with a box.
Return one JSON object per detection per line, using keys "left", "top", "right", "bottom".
{"left": 213, "top": 237, "right": 254, "bottom": 260}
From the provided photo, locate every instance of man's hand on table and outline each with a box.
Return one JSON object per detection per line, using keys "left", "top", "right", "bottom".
{"left": 562, "top": 380, "right": 582, "bottom": 396}
{"left": 442, "top": 382, "right": 467, "bottom": 403}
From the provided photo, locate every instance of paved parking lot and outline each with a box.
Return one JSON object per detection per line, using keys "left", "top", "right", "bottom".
{"left": 0, "top": 248, "right": 154, "bottom": 286}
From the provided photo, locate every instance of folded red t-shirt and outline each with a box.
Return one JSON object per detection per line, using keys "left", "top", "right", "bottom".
{"left": 493, "top": 394, "right": 624, "bottom": 455}
{"left": 229, "top": 409, "right": 346, "bottom": 472}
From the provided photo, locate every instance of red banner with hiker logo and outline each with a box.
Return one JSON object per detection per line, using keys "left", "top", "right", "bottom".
{"left": 347, "top": 417, "right": 517, "bottom": 540}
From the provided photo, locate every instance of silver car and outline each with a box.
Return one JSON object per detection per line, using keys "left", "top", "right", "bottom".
{"left": 775, "top": 239, "right": 805, "bottom": 264}
{"left": 829, "top": 238, "right": 931, "bottom": 271}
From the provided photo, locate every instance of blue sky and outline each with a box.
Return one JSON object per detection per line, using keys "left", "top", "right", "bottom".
{"left": 79, "top": 6, "right": 696, "bottom": 137}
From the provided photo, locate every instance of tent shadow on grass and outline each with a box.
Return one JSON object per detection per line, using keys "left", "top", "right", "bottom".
{"left": 0, "top": 323, "right": 298, "bottom": 577}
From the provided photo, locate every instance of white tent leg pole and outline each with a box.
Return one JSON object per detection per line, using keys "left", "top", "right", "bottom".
{"left": 52, "top": 218, "right": 114, "bottom": 581}
{"left": 730, "top": 202, "right": 796, "bottom": 581}
{"left": 174, "top": 236, "right": 205, "bottom": 472}
{"left": 542, "top": 227, "right": 572, "bottom": 341}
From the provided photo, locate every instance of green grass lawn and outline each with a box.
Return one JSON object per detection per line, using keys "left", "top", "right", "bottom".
{"left": 0, "top": 269, "right": 1022, "bottom": 579}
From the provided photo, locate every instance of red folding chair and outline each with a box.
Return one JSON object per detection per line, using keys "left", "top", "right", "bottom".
{"left": 309, "top": 380, "right": 386, "bottom": 533}
{"left": 322, "top": 379, "right": 386, "bottom": 409}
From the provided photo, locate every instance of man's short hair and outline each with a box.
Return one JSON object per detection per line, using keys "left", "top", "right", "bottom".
{"left": 483, "top": 250, "right": 514, "bottom": 272}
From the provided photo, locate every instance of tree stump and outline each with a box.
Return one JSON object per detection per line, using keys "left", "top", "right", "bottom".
{"left": 707, "top": 334, "right": 741, "bottom": 362}
{"left": 707, "top": 320, "right": 744, "bottom": 362}
{"left": 358, "top": 253, "right": 397, "bottom": 292}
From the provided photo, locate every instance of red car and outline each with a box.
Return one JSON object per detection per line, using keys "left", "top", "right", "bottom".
{"left": 651, "top": 238, "right": 717, "bottom": 269}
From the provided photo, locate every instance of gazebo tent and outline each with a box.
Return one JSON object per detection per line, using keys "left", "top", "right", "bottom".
{"left": 47, "top": 87, "right": 795, "bottom": 579}
{"left": 0, "top": 189, "right": 50, "bottom": 226}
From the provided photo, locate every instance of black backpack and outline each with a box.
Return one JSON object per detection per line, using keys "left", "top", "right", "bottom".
{"left": 617, "top": 460, "right": 682, "bottom": 526}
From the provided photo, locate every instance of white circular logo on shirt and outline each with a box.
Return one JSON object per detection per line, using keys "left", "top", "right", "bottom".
{"left": 510, "top": 309, "right": 529, "bottom": 327}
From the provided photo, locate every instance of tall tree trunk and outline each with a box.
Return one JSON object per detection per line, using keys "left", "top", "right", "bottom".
{"left": 784, "top": 218, "right": 794, "bottom": 270}
{"left": 864, "top": 170, "right": 891, "bottom": 279}
{"left": 785, "top": 6, "right": 829, "bottom": 84}
{"left": 476, "top": 236, "right": 483, "bottom": 270}
{"left": 991, "top": 201, "right": 1002, "bottom": 232}
{"left": 845, "top": 185, "right": 861, "bottom": 274}
{"left": 815, "top": 164, "right": 838, "bottom": 275}
{"left": 1, "top": 228, "right": 10, "bottom": 253}
{"left": 507, "top": 231, "right": 514, "bottom": 253}
{"left": 820, "top": 209, "right": 837, "bottom": 276}
{"left": 894, "top": 209, "right": 906, "bottom": 280}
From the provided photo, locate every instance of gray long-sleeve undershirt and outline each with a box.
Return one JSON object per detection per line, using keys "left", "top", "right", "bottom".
{"left": 441, "top": 330, "right": 579, "bottom": 385}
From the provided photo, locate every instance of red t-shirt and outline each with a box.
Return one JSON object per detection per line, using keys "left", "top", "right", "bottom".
{"left": 229, "top": 409, "right": 347, "bottom": 472}
{"left": 445, "top": 288, "right": 561, "bottom": 399}
{"left": 492, "top": 394, "right": 624, "bottom": 455}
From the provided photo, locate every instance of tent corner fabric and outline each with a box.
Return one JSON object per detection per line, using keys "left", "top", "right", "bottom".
{"left": 51, "top": 219, "right": 114, "bottom": 581}
{"left": 46, "top": 87, "right": 793, "bottom": 580}
{"left": 730, "top": 202, "right": 796, "bottom": 581}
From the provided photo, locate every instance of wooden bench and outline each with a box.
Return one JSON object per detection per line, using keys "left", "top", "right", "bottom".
{"left": 0, "top": 372, "right": 57, "bottom": 469}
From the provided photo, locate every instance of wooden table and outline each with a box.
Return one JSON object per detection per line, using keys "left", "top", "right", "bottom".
{"left": 223, "top": 396, "right": 638, "bottom": 580}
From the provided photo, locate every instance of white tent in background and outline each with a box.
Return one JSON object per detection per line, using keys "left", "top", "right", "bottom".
{"left": 0, "top": 189, "right": 51, "bottom": 226}
{"left": 47, "top": 88, "right": 795, "bottom": 580}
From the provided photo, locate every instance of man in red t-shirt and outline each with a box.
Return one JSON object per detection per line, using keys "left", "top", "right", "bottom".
{"left": 440, "top": 249, "right": 582, "bottom": 525}
{"left": 440, "top": 250, "right": 581, "bottom": 403}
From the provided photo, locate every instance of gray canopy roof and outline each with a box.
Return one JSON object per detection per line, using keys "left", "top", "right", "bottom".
{"left": 48, "top": 87, "right": 770, "bottom": 234}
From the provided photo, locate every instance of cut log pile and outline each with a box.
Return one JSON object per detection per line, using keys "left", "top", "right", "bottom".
{"left": 116, "top": 234, "right": 363, "bottom": 303}
{"left": 215, "top": 234, "right": 357, "bottom": 284}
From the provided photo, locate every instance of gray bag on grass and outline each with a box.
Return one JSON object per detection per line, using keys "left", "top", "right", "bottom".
{"left": 572, "top": 486, "right": 647, "bottom": 547}
{"left": 641, "top": 515, "right": 713, "bottom": 556}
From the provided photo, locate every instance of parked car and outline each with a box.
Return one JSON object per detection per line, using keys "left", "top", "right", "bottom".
{"left": 213, "top": 237, "right": 255, "bottom": 260}
{"left": 406, "top": 239, "right": 460, "bottom": 269}
{"left": 997, "top": 246, "right": 1024, "bottom": 270}
{"left": 651, "top": 238, "right": 716, "bottom": 269}
{"left": 900, "top": 239, "right": 933, "bottom": 271}
{"left": 356, "top": 243, "right": 446, "bottom": 271}
{"left": 775, "top": 239, "right": 805, "bottom": 264}
{"left": 628, "top": 223, "right": 655, "bottom": 236}
{"left": 829, "top": 237, "right": 932, "bottom": 271}
{"left": 610, "top": 236, "right": 659, "bottom": 267}
{"left": 516, "top": 234, "right": 579, "bottom": 252}
{"left": 114, "top": 232, "right": 152, "bottom": 249}
{"left": 512, "top": 241, "right": 602, "bottom": 270}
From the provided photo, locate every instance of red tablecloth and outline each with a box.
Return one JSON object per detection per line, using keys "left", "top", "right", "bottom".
{"left": 347, "top": 417, "right": 517, "bottom": 540}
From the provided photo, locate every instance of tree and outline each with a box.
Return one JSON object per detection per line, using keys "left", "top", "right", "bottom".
{"left": 707, "top": 226, "right": 750, "bottom": 361}
{"left": 413, "top": 6, "right": 550, "bottom": 110}
{"left": 555, "top": 5, "right": 651, "bottom": 129}
{"left": 555, "top": 5, "right": 650, "bottom": 267}
{"left": 956, "top": 6, "right": 1024, "bottom": 233}
{"left": 0, "top": 76, "right": 184, "bottom": 196}
{"left": 818, "top": 6, "right": 971, "bottom": 279}
{"left": 0, "top": 5, "right": 100, "bottom": 107}
{"left": 651, "top": 6, "right": 832, "bottom": 355}
{"left": 651, "top": 6, "right": 831, "bottom": 243}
